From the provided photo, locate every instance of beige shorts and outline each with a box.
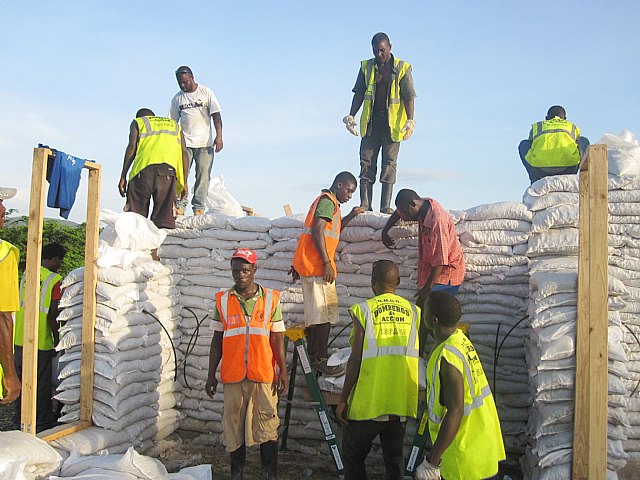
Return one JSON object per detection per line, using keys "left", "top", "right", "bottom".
{"left": 301, "top": 276, "right": 339, "bottom": 326}
{"left": 222, "top": 380, "right": 280, "bottom": 452}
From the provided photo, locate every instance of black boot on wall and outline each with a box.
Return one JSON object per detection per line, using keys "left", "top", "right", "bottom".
{"left": 380, "top": 183, "right": 394, "bottom": 214}
{"left": 359, "top": 181, "right": 373, "bottom": 211}
{"left": 260, "top": 441, "right": 279, "bottom": 480}
{"left": 230, "top": 444, "right": 246, "bottom": 480}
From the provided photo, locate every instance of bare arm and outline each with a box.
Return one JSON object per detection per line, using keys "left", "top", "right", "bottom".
{"left": 179, "top": 132, "right": 189, "bottom": 200}
{"left": 349, "top": 92, "right": 365, "bottom": 117}
{"left": 404, "top": 98, "right": 415, "bottom": 121}
{"left": 119, "top": 121, "right": 139, "bottom": 197}
{"left": 212, "top": 112, "right": 223, "bottom": 152}
{"left": 269, "top": 331, "right": 288, "bottom": 395}
{"left": 428, "top": 358, "right": 464, "bottom": 466}
{"left": 381, "top": 211, "right": 401, "bottom": 248}
{"left": 337, "top": 313, "right": 364, "bottom": 425}
{"left": 205, "top": 330, "right": 223, "bottom": 398}
{"left": 0, "top": 311, "right": 20, "bottom": 403}
{"left": 416, "top": 266, "right": 444, "bottom": 308}
{"left": 311, "top": 217, "right": 335, "bottom": 283}
{"left": 342, "top": 207, "right": 364, "bottom": 228}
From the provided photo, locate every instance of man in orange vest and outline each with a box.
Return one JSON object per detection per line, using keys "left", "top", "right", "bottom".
{"left": 290, "top": 172, "right": 363, "bottom": 376}
{"left": 206, "top": 248, "right": 288, "bottom": 480}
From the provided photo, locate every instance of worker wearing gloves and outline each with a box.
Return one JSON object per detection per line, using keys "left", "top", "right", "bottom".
{"left": 344, "top": 32, "right": 416, "bottom": 214}
{"left": 416, "top": 291, "right": 505, "bottom": 480}
{"left": 0, "top": 186, "right": 21, "bottom": 405}
{"left": 337, "top": 260, "right": 420, "bottom": 479}
{"left": 206, "top": 248, "right": 288, "bottom": 480}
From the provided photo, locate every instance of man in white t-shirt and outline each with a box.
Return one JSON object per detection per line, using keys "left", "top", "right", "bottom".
{"left": 170, "top": 66, "right": 224, "bottom": 215}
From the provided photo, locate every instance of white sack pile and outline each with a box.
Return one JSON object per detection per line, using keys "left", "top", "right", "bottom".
{"left": 53, "top": 212, "right": 185, "bottom": 456}
{"left": 521, "top": 175, "right": 632, "bottom": 480}
{"left": 454, "top": 201, "right": 532, "bottom": 458}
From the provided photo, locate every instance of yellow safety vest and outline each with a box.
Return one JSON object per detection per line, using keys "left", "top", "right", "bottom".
{"left": 525, "top": 118, "right": 581, "bottom": 168}
{"left": 426, "top": 329, "right": 505, "bottom": 480}
{"left": 347, "top": 294, "right": 420, "bottom": 420}
{"left": 130, "top": 116, "right": 186, "bottom": 194}
{"left": 14, "top": 266, "right": 62, "bottom": 351}
{"left": 0, "top": 240, "right": 19, "bottom": 398}
{"left": 359, "top": 57, "right": 411, "bottom": 142}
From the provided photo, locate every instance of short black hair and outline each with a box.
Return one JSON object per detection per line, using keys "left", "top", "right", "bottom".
{"left": 175, "top": 65, "right": 193, "bottom": 76}
{"left": 426, "top": 291, "right": 462, "bottom": 327}
{"left": 372, "top": 260, "right": 400, "bottom": 288}
{"left": 372, "top": 32, "right": 391, "bottom": 47}
{"left": 546, "top": 105, "right": 566, "bottom": 120}
{"left": 42, "top": 242, "right": 66, "bottom": 260}
{"left": 395, "top": 188, "right": 420, "bottom": 208}
{"left": 333, "top": 171, "right": 357, "bottom": 187}
{"left": 136, "top": 108, "right": 155, "bottom": 118}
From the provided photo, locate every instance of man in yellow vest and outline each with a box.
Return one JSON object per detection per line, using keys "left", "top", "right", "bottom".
{"left": 13, "top": 242, "right": 66, "bottom": 431}
{"left": 206, "top": 248, "right": 288, "bottom": 480}
{"left": 518, "top": 105, "right": 590, "bottom": 184}
{"left": 119, "top": 108, "right": 189, "bottom": 229}
{"left": 0, "top": 186, "right": 21, "bottom": 405}
{"left": 343, "top": 32, "right": 417, "bottom": 214}
{"left": 289, "top": 172, "right": 363, "bottom": 376}
{"left": 416, "top": 291, "right": 505, "bottom": 480}
{"left": 337, "top": 260, "right": 420, "bottom": 479}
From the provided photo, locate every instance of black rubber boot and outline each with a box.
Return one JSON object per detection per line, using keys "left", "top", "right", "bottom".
{"left": 380, "top": 182, "right": 394, "bottom": 214}
{"left": 359, "top": 181, "right": 373, "bottom": 211}
{"left": 260, "top": 441, "right": 279, "bottom": 480}
{"left": 230, "top": 444, "right": 246, "bottom": 480}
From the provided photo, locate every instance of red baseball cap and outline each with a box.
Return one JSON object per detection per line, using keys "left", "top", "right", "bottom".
{"left": 231, "top": 248, "right": 258, "bottom": 264}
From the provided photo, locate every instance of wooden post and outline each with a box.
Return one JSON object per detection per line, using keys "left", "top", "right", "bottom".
{"left": 20, "top": 148, "right": 49, "bottom": 434}
{"left": 572, "top": 144, "right": 609, "bottom": 479}
{"left": 283, "top": 204, "right": 293, "bottom": 216}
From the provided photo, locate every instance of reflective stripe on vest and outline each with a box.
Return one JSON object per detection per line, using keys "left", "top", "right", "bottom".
{"left": 360, "top": 301, "right": 419, "bottom": 360}
{"left": 532, "top": 121, "right": 577, "bottom": 141}
{"left": 525, "top": 118, "right": 581, "bottom": 168}
{"left": 139, "top": 116, "right": 181, "bottom": 142}
{"left": 19, "top": 271, "right": 57, "bottom": 315}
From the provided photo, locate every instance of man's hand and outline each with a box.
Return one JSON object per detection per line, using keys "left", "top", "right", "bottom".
{"left": 415, "top": 285, "right": 431, "bottom": 310}
{"left": 272, "top": 368, "right": 289, "bottom": 396}
{"left": 336, "top": 400, "right": 349, "bottom": 426}
{"left": 288, "top": 266, "right": 300, "bottom": 282}
{"left": 343, "top": 115, "right": 358, "bottom": 136}
{"left": 414, "top": 457, "right": 441, "bottom": 480}
{"left": 401, "top": 119, "right": 416, "bottom": 140}
{"left": 0, "top": 373, "right": 21, "bottom": 404}
{"left": 381, "top": 229, "right": 396, "bottom": 249}
{"left": 323, "top": 262, "right": 336, "bottom": 283}
{"left": 350, "top": 206, "right": 365, "bottom": 216}
{"left": 205, "top": 373, "right": 218, "bottom": 398}
{"left": 118, "top": 178, "right": 127, "bottom": 197}
{"left": 180, "top": 185, "right": 189, "bottom": 201}
{"left": 214, "top": 136, "right": 223, "bottom": 153}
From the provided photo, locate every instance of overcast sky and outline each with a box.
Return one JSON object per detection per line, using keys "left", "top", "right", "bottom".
{"left": 1, "top": 1, "right": 638, "bottom": 223}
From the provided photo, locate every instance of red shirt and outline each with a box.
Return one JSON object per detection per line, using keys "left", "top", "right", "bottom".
{"left": 418, "top": 198, "right": 465, "bottom": 288}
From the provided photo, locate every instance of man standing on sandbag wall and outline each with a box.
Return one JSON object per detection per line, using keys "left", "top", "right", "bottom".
{"left": 171, "top": 66, "right": 224, "bottom": 216}
{"left": 0, "top": 186, "right": 21, "bottom": 406}
{"left": 289, "top": 172, "right": 364, "bottom": 376}
{"left": 206, "top": 248, "right": 288, "bottom": 480}
{"left": 337, "top": 260, "right": 420, "bottom": 479}
{"left": 381, "top": 189, "right": 465, "bottom": 354}
{"left": 13, "top": 242, "right": 66, "bottom": 432}
{"left": 119, "top": 108, "right": 189, "bottom": 229}
{"left": 343, "top": 32, "right": 416, "bottom": 214}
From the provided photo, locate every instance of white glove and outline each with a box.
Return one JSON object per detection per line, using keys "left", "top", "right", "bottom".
{"left": 401, "top": 119, "right": 416, "bottom": 140}
{"left": 415, "top": 458, "right": 441, "bottom": 480}
{"left": 343, "top": 115, "right": 358, "bottom": 136}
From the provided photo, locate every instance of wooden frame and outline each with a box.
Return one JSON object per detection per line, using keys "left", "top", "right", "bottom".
{"left": 19, "top": 147, "right": 101, "bottom": 442}
{"left": 572, "top": 144, "right": 609, "bottom": 479}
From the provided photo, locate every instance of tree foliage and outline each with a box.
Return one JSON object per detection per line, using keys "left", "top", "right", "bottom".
{"left": 0, "top": 217, "right": 87, "bottom": 278}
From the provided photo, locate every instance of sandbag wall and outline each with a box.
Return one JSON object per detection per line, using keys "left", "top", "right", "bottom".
{"left": 52, "top": 242, "right": 185, "bottom": 456}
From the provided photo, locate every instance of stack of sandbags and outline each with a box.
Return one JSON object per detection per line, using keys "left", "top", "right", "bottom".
{"left": 53, "top": 212, "right": 185, "bottom": 456}
{"left": 522, "top": 175, "right": 631, "bottom": 479}
{"left": 453, "top": 202, "right": 532, "bottom": 459}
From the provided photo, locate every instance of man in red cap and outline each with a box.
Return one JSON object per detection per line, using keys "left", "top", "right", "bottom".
{"left": 0, "top": 186, "right": 21, "bottom": 404}
{"left": 206, "top": 248, "right": 288, "bottom": 480}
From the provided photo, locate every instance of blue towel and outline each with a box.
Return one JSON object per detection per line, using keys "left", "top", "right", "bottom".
{"left": 46, "top": 150, "right": 87, "bottom": 219}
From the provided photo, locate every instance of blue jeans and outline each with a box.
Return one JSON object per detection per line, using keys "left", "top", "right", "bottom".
{"left": 519, "top": 137, "right": 590, "bottom": 184}
{"left": 431, "top": 282, "right": 461, "bottom": 296}
{"left": 177, "top": 146, "right": 214, "bottom": 212}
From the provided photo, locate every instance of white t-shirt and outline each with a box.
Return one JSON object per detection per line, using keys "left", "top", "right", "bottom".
{"left": 170, "top": 84, "right": 222, "bottom": 148}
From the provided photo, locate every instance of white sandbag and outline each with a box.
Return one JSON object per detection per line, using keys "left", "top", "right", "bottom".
{"left": 525, "top": 175, "right": 579, "bottom": 196}
{"left": 530, "top": 204, "right": 579, "bottom": 233}
{"left": 229, "top": 215, "right": 272, "bottom": 232}
{"left": 100, "top": 211, "right": 168, "bottom": 251}
{"left": 0, "top": 431, "right": 62, "bottom": 479}
{"left": 600, "top": 129, "right": 640, "bottom": 176}
{"left": 463, "top": 201, "right": 532, "bottom": 221}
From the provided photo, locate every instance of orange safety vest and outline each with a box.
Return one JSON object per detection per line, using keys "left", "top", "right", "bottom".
{"left": 216, "top": 288, "right": 281, "bottom": 384}
{"left": 292, "top": 191, "right": 341, "bottom": 277}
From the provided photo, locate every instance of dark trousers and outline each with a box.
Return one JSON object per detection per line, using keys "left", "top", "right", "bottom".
{"left": 13, "top": 346, "right": 57, "bottom": 432}
{"left": 125, "top": 163, "right": 177, "bottom": 229}
{"left": 359, "top": 117, "right": 401, "bottom": 186}
{"left": 518, "top": 137, "right": 590, "bottom": 184}
{"left": 342, "top": 417, "right": 406, "bottom": 480}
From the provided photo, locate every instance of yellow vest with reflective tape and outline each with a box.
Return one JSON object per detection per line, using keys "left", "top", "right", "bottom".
{"left": 347, "top": 293, "right": 420, "bottom": 420}
{"left": 525, "top": 118, "right": 581, "bottom": 167}
{"left": 426, "top": 329, "right": 505, "bottom": 480}
{"left": 131, "top": 116, "right": 186, "bottom": 194}
{"left": 0, "top": 240, "right": 19, "bottom": 398}
{"left": 14, "top": 266, "right": 61, "bottom": 350}
{"left": 359, "top": 57, "right": 411, "bottom": 142}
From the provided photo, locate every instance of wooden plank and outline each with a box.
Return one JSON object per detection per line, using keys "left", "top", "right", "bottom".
{"left": 283, "top": 204, "right": 293, "bottom": 216}
{"left": 38, "top": 420, "right": 91, "bottom": 443}
{"left": 20, "top": 148, "right": 49, "bottom": 434}
{"left": 573, "top": 145, "right": 609, "bottom": 480}
{"left": 79, "top": 165, "right": 101, "bottom": 423}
